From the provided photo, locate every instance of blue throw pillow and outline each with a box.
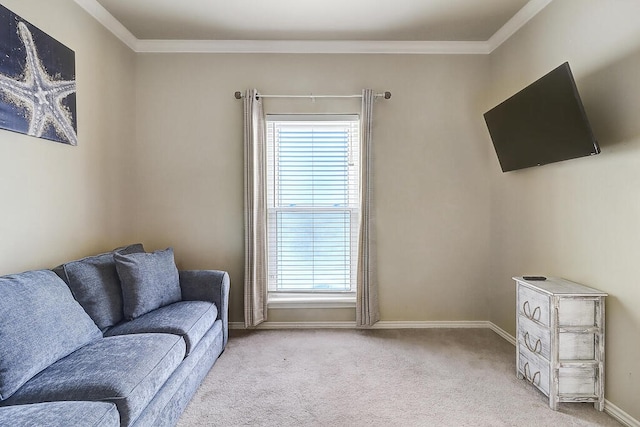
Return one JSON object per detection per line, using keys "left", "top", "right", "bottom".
{"left": 0, "top": 270, "right": 102, "bottom": 400}
{"left": 53, "top": 243, "right": 145, "bottom": 331}
{"left": 115, "top": 248, "right": 182, "bottom": 320}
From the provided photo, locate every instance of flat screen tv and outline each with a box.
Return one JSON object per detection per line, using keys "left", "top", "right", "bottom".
{"left": 484, "top": 62, "right": 599, "bottom": 172}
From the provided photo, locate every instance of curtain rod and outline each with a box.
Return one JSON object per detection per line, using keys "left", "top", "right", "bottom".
{"left": 234, "top": 91, "right": 391, "bottom": 100}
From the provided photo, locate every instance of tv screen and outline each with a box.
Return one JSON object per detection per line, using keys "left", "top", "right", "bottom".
{"left": 484, "top": 62, "right": 599, "bottom": 172}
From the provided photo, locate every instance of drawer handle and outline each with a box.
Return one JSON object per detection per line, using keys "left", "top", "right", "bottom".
{"left": 523, "top": 362, "right": 541, "bottom": 387}
{"left": 523, "top": 332, "right": 542, "bottom": 354}
{"left": 523, "top": 301, "right": 541, "bottom": 322}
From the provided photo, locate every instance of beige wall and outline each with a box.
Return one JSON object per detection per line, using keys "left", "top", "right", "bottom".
{"left": 133, "top": 54, "right": 492, "bottom": 325}
{"left": 4, "top": 0, "right": 637, "bottom": 421}
{"left": 486, "top": 0, "right": 640, "bottom": 419}
{"left": 0, "top": 0, "right": 494, "bottom": 348}
{"left": 0, "top": 0, "right": 136, "bottom": 274}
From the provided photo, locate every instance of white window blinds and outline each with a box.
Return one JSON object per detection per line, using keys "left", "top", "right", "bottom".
{"left": 266, "top": 115, "right": 360, "bottom": 292}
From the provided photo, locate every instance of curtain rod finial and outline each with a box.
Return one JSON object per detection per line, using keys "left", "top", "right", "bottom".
{"left": 384, "top": 91, "right": 391, "bottom": 100}
{"left": 234, "top": 91, "right": 242, "bottom": 99}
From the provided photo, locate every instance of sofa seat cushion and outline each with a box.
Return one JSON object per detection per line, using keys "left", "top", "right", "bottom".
{"left": 0, "top": 401, "right": 119, "bottom": 427}
{"left": 0, "top": 270, "right": 103, "bottom": 401}
{"left": 105, "top": 301, "right": 218, "bottom": 356}
{"left": 2, "top": 334, "right": 185, "bottom": 427}
{"left": 53, "top": 243, "right": 145, "bottom": 331}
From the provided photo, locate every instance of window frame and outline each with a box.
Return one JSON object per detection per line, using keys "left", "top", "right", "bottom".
{"left": 265, "top": 114, "right": 360, "bottom": 305}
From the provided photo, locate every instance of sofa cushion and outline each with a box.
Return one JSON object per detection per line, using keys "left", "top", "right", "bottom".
{"left": 2, "top": 334, "right": 186, "bottom": 427}
{"left": 0, "top": 401, "right": 119, "bottom": 427}
{"left": 115, "top": 248, "right": 182, "bottom": 320}
{"left": 0, "top": 270, "right": 102, "bottom": 401}
{"left": 130, "top": 320, "right": 224, "bottom": 427}
{"left": 53, "top": 243, "right": 145, "bottom": 331}
{"left": 105, "top": 301, "right": 218, "bottom": 356}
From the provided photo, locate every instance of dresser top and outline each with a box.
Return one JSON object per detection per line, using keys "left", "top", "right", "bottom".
{"left": 513, "top": 276, "right": 608, "bottom": 297}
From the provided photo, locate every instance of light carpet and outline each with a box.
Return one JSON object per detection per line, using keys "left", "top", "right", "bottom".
{"left": 178, "top": 328, "right": 620, "bottom": 426}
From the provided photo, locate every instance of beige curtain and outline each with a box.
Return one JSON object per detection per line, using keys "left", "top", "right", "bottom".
{"left": 356, "top": 89, "right": 380, "bottom": 327}
{"left": 243, "top": 89, "right": 268, "bottom": 328}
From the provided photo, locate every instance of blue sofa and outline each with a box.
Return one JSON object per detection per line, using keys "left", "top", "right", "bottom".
{"left": 0, "top": 244, "right": 229, "bottom": 427}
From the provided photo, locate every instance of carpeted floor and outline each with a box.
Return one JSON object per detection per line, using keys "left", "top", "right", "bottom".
{"left": 178, "top": 328, "right": 620, "bottom": 426}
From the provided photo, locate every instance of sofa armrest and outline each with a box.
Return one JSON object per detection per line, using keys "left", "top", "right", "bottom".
{"left": 179, "top": 270, "right": 229, "bottom": 347}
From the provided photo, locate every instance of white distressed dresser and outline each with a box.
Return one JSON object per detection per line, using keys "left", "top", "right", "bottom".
{"left": 513, "top": 276, "right": 607, "bottom": 411}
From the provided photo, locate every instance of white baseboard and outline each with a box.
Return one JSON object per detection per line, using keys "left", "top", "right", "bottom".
{"left": 230, "top": 320, "right": 493, "bottom": 330}
{"left": 604, "top": 400, "right": 640, "bottom": 427}
{"left": 229, "top": 321, "right": 355, "bottom": 329}
{"left": 231, "top": 319, "right": 511, "bottom": 332}
{"left": 227, "top": 320, "right": 638, "bottom": 426}
{"left": 232, "top": 320, "right": 513, "bottom": 333}
{"left": 372, "top": 320, "right": 491, "bottom": 329}
{"left": 487, "top": 322, "right": 517, "bottom": 345}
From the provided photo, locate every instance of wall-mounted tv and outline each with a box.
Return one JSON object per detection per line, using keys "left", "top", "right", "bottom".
{"left": 484, "top": 62, "right": 599, "bottom": 172}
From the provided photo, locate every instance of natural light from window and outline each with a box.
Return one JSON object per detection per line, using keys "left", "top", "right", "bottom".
{"left": 266, "top": 115, "right": 360, "bottom": 297}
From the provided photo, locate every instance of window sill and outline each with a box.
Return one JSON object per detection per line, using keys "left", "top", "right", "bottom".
{"left": 268, "top": 293, "right": 356, "bottom": 309}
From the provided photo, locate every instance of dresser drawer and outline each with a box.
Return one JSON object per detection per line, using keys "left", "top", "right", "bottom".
{"left": 518, "top": 285, "right": 550, "bottom": 326}
{"left": 518, "top": 348, "right": 550, "bottom": 395}
{"left": 559, "top": 367, "right": 597, "bottom": 395}
{"left": 559, "top": 333, "right": 596, "bottom": 360}
{"left": 518, "top": 316, "right": 551, "bottom": 360}
{"left": 558, "top": 299, "right": 597, "bottom": 327}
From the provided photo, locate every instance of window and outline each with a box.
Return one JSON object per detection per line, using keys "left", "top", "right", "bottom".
{"left": 266, "top": 115, "right": 360, "bottom": 297}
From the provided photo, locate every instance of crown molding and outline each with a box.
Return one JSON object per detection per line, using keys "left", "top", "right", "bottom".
{"left": 487, "top": 0, "right": 553, "bottom": 52}
{"left": 74, "top": 0, "right": 551, "bottom": 54}
{"left": 74, "top": 0, "right": 138, "bottom": 51}
{"left": 135, "top": 39, "right": 490, "bottom": 54}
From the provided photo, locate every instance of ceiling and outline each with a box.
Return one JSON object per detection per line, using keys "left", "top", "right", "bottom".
{"left": 76, "top": 0, "right": 552, "bottom": 53}
{"left": 95, "top": 0, "right": 530, "bottom": 42}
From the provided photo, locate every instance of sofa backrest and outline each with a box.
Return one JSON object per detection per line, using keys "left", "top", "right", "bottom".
{"left": 0, "top": 270, "right": 103, "bottom": 400}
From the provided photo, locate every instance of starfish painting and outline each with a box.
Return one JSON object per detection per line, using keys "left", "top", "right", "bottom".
{"left": 0, "top": 17, "right": 77, "bottom": 146}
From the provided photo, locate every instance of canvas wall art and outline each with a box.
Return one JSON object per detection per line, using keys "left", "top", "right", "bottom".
{"left": 0, "top": 5, "right": 77, "bottom": 146}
